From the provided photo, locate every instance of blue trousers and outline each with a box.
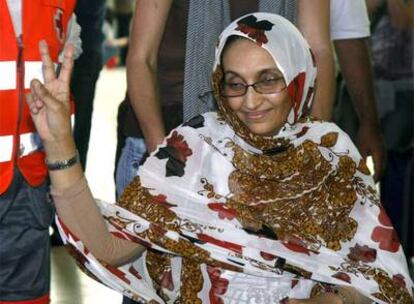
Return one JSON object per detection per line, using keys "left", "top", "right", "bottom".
{"left": 115, "top": 137, "right": 147, "bottom": 199}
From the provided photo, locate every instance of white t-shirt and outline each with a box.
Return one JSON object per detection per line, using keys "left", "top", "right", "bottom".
{"left": 330, "top": 0, "right": 370, "bottom": 40}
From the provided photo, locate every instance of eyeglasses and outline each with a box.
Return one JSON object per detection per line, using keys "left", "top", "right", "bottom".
{"left": 220, "top": 77, "right": 286, "bottom": 97}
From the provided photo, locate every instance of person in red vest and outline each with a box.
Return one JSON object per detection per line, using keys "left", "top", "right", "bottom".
{"left": 0, "top": 1, "right": 80, "bottom": 303}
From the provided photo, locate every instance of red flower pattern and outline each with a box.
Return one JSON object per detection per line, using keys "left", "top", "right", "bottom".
{"left": 371, "top": 226, "right": 400, "bottom": 252}
{"left": 58, "top": 218, "right": 80, "bottom": 242}
{"left": 105, "top": 264, "right": 131, "bottom": 284}
{"left": 291, "top": 279, "right": 299, "bottom": 289}
{"left": 378, "top": 206, "right": 392, "bottom": 226}
{"left": 371, "top": 207, "right": 400, "bottom": 253}
{"left": 235, "top": 23, "right": 268, "bottom": 46}
{"left": 392, "top": 274, "right": 406, "bottom": 289}
{"left": 332, "top": 272, "right": 351, "bottom": 283}
{"left": 347, "top": 244, "right": 377, "bottom": 263}
{"left": 111, "top": 231, "right": 130, "bottom": 240}
{"left": 121, "top": 230, "right": 153, "bottom": 248}
{"left": 128, "top": 265, "right": 143, "bottom": 280}
{"left": 234, "top": 15, "right": 274, "bottom": 46}
{"left": 281, "top": 236, "right": 316, "bottom": 256}
{"left": 160, "top": 269, "right": 174, "bottom": 291}
{"left": 287, "top": 73, "right": 306, "bottom": 122}
{"left": 166, "top": 131, "right": 192, "bottom": 162}
{"left": 294, "top": 126, "right": 310, "bottom": 138}
{"left": 207, "top": 266, "right": 230, "bottom": 304}
{"left": 153, "top": 194, "right": 177, "bottom": 209}
{"left": 207, "top": 202, "right": 238, "bottom": 220}
{"left": 260, "top": 251, "right": 278, "bottom": 261}
{"left": 197, "top": 233, "right": 243, "bottom": 254}
{"left": 65, "top": 243, "right": 89, "bottom": 268}
{"left": 150, "top": 223, "right": 168, "bottom": 239}
{"left": 282, "top": 241, "right": 311, "bottom": 255}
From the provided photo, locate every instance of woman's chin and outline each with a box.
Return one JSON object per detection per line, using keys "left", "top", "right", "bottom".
{"left": 246, "top": 123, "right": 282, "bottom": 137}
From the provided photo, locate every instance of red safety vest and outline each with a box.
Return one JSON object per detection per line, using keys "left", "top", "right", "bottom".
{"left": 0, "top": 0, "right": 76, "bottom": 195}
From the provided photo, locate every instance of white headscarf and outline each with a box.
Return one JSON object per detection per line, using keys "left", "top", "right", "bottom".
{"left": 213, "top": 12, "right": 316, "bottom": 125}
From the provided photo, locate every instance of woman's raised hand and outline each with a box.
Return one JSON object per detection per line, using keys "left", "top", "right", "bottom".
{"left": 26, "top": 40, "right": 74, "bottom": 145}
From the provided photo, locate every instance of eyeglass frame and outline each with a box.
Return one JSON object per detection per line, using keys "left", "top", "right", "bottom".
{"left": 219, "top": 77, "right": 287, "bottom": 97}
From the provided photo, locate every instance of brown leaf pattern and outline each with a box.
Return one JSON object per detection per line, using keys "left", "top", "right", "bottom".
{"left": 320, "top": 132, "right": 338, "bottom": 148}
{"left": 228, "top": 139, "right": 358, "bottom": 251}
{"left": 357, "top": 159, "right": 371, "bottom": 175}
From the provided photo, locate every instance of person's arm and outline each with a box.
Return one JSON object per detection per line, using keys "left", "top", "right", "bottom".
{"left": 51, "top": 176, "right": 143, "bottom": 265}
{"left": 366, "top": 0, "right": 413, "bottom": 29}
{"left": 297, "top": 0, "right": 336, "bottom": 120}
{"left": 27, "top": 41, "right": 145, "bottom": 265}
{"left": 334, "top": 38, "right": 385, "bottom": 182}
{"left": 386, "top": 0, "right": 413, "bottom": 29}
{"left": 126, "top": 0, "right": 173, "bottom": 152}
{"left": 286, "top": 286, "right": 372, "bottom": 303}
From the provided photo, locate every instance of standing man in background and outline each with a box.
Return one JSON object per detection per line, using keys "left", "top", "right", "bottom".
{"left": 336, "top": 0, "right": 413, "bottom": 259}
{"left": 332, "top": 0, "right": 385, "bottom": 183}
{"left": 70, "top": 0, "right": 106, "bottom": 170}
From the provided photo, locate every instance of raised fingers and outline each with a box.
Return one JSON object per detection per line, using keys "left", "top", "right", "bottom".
{"left": 30, "top": 79, "right": 60, "bottom": 111}
{"left": 26, "top": 92, "right": 41, "bottom": 114}
{"left": 58, "top": 43, "right": 75, "bottom": 84}
{"left": 39, "top": 40, "right": 56, "bottom": 82}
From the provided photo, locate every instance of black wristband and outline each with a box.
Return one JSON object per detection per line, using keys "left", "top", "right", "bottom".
{"left": 46, "top": 151, "right": 79, "bottom": 170}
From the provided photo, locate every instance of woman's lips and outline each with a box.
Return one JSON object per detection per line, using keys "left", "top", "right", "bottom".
{"left": 244, "top": 109, "right": 271, "bottom": 120}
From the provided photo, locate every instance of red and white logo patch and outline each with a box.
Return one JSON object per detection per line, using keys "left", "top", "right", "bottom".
{"left": 54, "top": 8, "right": 65, "bottom": 42}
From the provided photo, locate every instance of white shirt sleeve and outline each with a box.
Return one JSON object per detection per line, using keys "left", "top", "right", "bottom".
{"left": 330, "top": 0, "right": 371, "bottom": 40}
{"left": 6, "top": 0, "right": 22, "bottom": 36}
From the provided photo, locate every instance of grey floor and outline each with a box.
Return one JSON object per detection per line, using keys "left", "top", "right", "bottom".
{"left": 50, "top": 66, "right": 125, "bottom": 303}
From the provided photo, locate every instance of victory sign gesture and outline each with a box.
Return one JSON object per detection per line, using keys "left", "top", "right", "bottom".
{"left": 27, "top": 39, "right": 80, "bottom": 175}
{"left": 26, "top": 40, "right": 74, "bottom": 145}
{"left": 27, "top": 40, "right": 82, "bottom": 189}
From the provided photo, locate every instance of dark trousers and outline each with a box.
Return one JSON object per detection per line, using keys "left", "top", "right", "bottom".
{"left": 0, "top": 170, "right": 52, "bottom": 301}
{"left": 71, "top": 48, "right": 103, "bottom": 170}
{"left": 380, "top": 150, "right": 414, "bottom": 257}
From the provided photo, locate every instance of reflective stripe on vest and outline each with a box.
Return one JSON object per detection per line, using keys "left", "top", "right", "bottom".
{"left": 0, "top": 61, "right": 45, "bottom": 90}
{"left": 0, "top": 132, "right": 43, "bottom": 162}
{"left": 0, "top": 61, "right": 16, "bottom": 90}
{"left": 24, "top": 61, "right": 45, "bottom": 88}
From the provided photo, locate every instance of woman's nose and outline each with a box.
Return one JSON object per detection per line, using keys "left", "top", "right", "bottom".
{"left": 243, "top": 86, "right": 263, "bottom": 109}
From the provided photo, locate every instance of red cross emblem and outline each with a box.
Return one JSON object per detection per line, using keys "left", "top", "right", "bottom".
{"left": 54, "top": 8, "right": 65, "bottom": 43}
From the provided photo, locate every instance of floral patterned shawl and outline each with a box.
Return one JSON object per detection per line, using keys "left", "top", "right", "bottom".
{"left": 57, "top": 13, "right": 413, "bottom": 303}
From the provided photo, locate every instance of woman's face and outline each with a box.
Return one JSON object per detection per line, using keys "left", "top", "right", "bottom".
{"left": 221, "top": 38, "right": 292, "bottom": 136}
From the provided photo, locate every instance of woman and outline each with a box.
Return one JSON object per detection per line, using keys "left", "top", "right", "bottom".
{"left": 27, "top": 13, "right": 413, "bottom": 304}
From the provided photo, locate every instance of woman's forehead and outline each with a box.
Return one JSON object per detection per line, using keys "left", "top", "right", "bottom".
{"left": 221, "top": 38, "right": 282, "bottom": 75}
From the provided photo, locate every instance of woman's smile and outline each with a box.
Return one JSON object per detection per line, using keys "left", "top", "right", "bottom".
{"left": 221, "top": 38, "right": 292, "bottom": 137}
{"left": 243, "top": 108, "right": 272, "bottom": 120}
